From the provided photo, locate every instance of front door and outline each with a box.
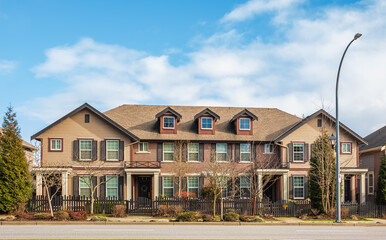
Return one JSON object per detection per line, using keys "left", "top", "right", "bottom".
{"left": 137, "top": 176, "right": 152, "bottom": 200}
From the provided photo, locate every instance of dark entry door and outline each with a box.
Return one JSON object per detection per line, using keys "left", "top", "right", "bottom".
{"left": 344, "top": 178, "right": 351, "bottom": 202}
{"left": 137, "top": 176, "right": 152, "bottom": 199}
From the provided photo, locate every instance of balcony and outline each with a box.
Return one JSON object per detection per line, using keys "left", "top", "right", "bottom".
{"left": 124, "top": 161, "right": 161, "bottom": 168}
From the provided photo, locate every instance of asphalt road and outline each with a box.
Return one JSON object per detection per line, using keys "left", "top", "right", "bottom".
{"left": 1, "top": 224, "right": 386, "bottom": 239}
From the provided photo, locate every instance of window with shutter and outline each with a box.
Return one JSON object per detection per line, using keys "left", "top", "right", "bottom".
{"left": 240, "top": 144, "right": 251, "bottom": 162}
{"left": 188, "top": 143, "right": 199, "bottom": 162}
{"left": 216, "top": 143, "right": 227, "bottom": 161}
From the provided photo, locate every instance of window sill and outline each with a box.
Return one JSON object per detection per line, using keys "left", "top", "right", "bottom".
{"left": 263, "top": 152, "right": 274, "bottom": 155}
{"left": 216, "top": 161, "right": 229, "bottom": 163}
{"left": 162, "top": 161, "right": 175, "bottom": 163}
{"left": 239, "top": 161, "right": 252, "bottom": 164}
{"left": 187, "top": 161, "right": 201, "bottom": 163}
{"left": 292, "top": 161, "right": 305, "bottom": 163}
{"left": 135, "top": 151, "right": 151, "bottom": 154}
{"left": 79, "top": 159, "right": 92, "bottom": 161}
{"left": 106, "top": 159, "right": 119, "bottom": 162}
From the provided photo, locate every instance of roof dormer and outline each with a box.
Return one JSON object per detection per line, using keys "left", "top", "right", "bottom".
{"left": 194, "top": 108, "right": 220, "bottom": 135}
{"left": 231, "top": 109, "right": 258, "bottom": 135}
{"left": 155, "top": 107, "right": 182, "bottom": 134}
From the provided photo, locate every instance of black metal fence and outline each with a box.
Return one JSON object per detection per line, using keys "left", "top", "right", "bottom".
{"left": 26, "top": 196, "right": 386, "bottom": 218}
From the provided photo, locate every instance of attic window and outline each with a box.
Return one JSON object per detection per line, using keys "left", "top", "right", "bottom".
{"left": 201, "top": 117, "right": 213, "bottom": 129}
{"left": 317, "top": 119, "right": 322, "bottom": 127}
{"left": 85, "top": 114, "right": 90, "bottom": 123}
{"left": 239, "top": 118, "right": 251, "bottom": 130}
{"left": 163, "top": 116, "right": 175, "bottom": 129}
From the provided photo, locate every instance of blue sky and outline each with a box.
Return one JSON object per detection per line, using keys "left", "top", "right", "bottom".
{"left": 1, "top": 0, "right": 385, "bottom": 141}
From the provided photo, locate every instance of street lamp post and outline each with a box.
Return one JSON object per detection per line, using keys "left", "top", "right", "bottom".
{"left": 334, "top": 33, "right": 362, "bottom": 223}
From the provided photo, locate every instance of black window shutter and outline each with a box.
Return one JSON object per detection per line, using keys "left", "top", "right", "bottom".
{"left": 227, "top": 143, "right": 232, "bottom": 161}
{"left": 100, "top": 141, "right": 106, "bottom": 161}
{"left": 73, "top": 140, "right": 79, "bottom": 161}
{"left": 304, "top": 176, "right": 309, "bottom": 199}
{"left": 99, "top": 176, "right": 106, "bottom": 199}
{"left": 119, "top": 141, "right": 124, "bottom": 161}
{"left": 227, "top": 177, "right": 233, "bottom": 198}
{"left": 288, "top": 143, "right": 293, "bottom": 162}
{"left": 235, "top": 177, "right": 240, "bottom": 198}
{"left": 211, "top": 143, "right": 216, "bottom": 162}
{"left": 92, "top": 176, "right": 98, "bottom": 199}
{"left": 173, "top": 177, "right": 179, "bottom": 197}
{"left": 199, "top": 143, "right": 204, "bottom": 162}
{"left": 92, "top": 140, "right": 98, "bottom": 161}
{"left": 159, "top": 177, "right": 163, "bottom": 197}
{"left": 310, "top": 144, "right": 315, "bottom": 159}
{"left": 118, "top": 176, "right": 124, "bottom": 200}
{"left": 199, "top": 177, "right": 204, "bottom": 198}
{"left": 304, "top": 143, "right": 309, "bottom": 162}
{"left": 73, "top": 176, "right": 79, "bottom": 196}
{"left": 253, "top": 144, "right": 257, "bottom": 162}
{"left": 182, "top": 143, "right": 187, "bottom": 162}
{"left": 289, "top": 176, "right": 293, "bottom": 199}
{"left": 182, "top": 177, "right": 187, "bottom": 192}
{"left": 235, "top": 144, "right": 240, "bottom": 162}
{"left": 157, "top": 143, "right": 163, "bottom": 162}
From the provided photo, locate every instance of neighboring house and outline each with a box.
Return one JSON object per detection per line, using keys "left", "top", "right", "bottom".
{"left": 31, "top": 103, "right": 367, "bottom": 203}
{"left": 0, "top": 126, "right": 37, "bottom": 170}
{"left": 359, "top": 126, "right": 386, "bottom": 202}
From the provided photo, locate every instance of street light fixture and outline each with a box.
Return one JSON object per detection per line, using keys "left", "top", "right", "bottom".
{"left": 334, "top": 33, "right": 362, "bottom": 223}
{"left": 329, "top": 133, "right": 336, "bottom": 149}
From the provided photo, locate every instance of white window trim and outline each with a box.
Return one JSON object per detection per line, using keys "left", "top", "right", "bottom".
{"left": 105, "top": 175, "right": 118, "bottom": 199}
{"left": 50, "top": 138, "right": 62, "bottom": 151}
{"left": 79, "top": 140, "right": 92, "bottom": 161}
{"left": 216, "top": 143, "right": 228, "bottom": 162}
{"left": 201, "top": 117, "right": 213, "bottom": 130}
{"left": 162, "top": 177, "right": 174, "bottom": 197}
{"left": 239, "top": 118, "right": 251, "bottom": 130}
{"left": 163, "top": 143, "right": 175, "bottom": 162}
{"left": 342, "top": 142, "right": 352, "bottom": 154}
{"left": 106, "top": 140, "right": 119, "bottom": 161}
{"left": 163, "top": 116, "right": 175, "bottom": 129}
{"left": 188, "top": 143, "right": 199, "bottom": 162}
{"left": 240, "top": 144, "right": 251, "bottom": 162}
{"left": 138, "top": 142, "right": 149, "bottom": 153}
{"left": 264, "top": 144, "right": 274, "bottom": 154}
{"left": 187, "top": 176, "right": 199, "bottom": 198}
{"left": 240, "top": 176, "right": 251, "bottom": 199}
{"left": 293, "top": 143, "right": 305, "bottom": 162}
{"left": 79, "top": 175, "right": 91, "bottom": 198}
{"left": 368, "top": 171, "right": 374, "bottom": 195}
{"left": 293, "top": 176, "right": 305, "bottom": 199}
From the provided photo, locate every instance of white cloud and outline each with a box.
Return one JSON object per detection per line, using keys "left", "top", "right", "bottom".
{"left": 221, "top": 0, "right": 303, "bottom": 23}
{"left": 24, "top": 0, "right": 386, "bottom": 136}
{"left": 0, "top": 60, "right": 16, "bottom": 73}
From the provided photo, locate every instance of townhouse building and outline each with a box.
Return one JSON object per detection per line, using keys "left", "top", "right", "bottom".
{"left": 31, "top": 103, "right": 367, "bottom": 203}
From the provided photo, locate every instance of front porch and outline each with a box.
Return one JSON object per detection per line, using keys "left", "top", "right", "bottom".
{"left": 341, "top": 168, "right": 368, "bottom": 203}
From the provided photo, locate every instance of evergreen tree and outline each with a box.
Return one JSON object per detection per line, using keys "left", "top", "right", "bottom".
{"left": 309, "top": 129, "right": 336, "bottom": 214}
{"left": 0, "top": 106, "right": 31, "bottom": 213}
{"left": 376, "top": 154, "right": 386, "bottom": 205}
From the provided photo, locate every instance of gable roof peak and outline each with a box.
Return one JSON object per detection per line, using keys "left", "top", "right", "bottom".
{"left": 194, "top": 108, "right": 220, "bottom": 121}
{"left": 155, "top": 106, "right": 182, "bottom": 121}
{"left": 231, "top": 109, "right": 258, "bottom": 122}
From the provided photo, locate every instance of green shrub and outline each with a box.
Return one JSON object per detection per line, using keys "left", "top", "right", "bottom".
{"left": 156, "top": 205, "right": 183, "bottom": 217}
{"left": 176, "top": 211, "right": 200, "bottom": 222}
{"left": 223, "top": 212, "right": 239, "bottom": 221}
{"left": 90, "top": 216, "right": 107, "bottom": 221}
{"left": 249, "top": 216, "right": 264, "bottom": 222}
{"left": 112, "top": 205, "right": 126, "bottom": 218}
{"left": 201, "top": 214, "right": 214, "bottom": 222}
{"left": 54, "top": 211, "right": 70, "bottom": 221}
{"left": 34, "top": 213, "right": 52, "bottom": 220}
{"left": 15, "top": 212, "right": 34, "bottom": 220}
{"left": 239, "top": 215, "right": 250, "bottom": 222}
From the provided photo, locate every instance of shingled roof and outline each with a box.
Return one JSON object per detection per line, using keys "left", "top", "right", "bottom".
{"left": 360, "top": 125, "right": 386, "bottom": 151}
{"left": 104, "top": 105, "right": 301, "bottom": 142}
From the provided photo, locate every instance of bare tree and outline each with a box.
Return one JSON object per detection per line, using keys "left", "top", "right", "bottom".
{"left": 35, "top": 169, "right": 63, "bottom": 217}
{"left": 172, "top": 141, "right": 191, "bottom": 198}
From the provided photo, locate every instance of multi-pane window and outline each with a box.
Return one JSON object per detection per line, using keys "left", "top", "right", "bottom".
{"left": 217, "top": 176, "right": 228, "bottom": 198}
{"left": 293, "top": 176, "right": 304, "bottom": 199}
{"left": 264, "top": 144, "right": 274, "bottom": 153}
{"left": 163, "top": 143, "right": 175, "bottom": 161}
{"left": 342, "top": 143, "right": 352, "bottom": 154}
{"left": 187, "top": 177, "right": 199, "bottom": 198}
{"left": 80, "top": 140, "right": 92, "bottom": 160}
{"left": 139, "top": 142, "right": 149, "bottom": 152}
{"left": 293, "top": 143, "right": 304, "bottom": 162}
{"left": 240, "top": 176, "right": 251, "bottom": 198}
{"left": 188, "top": 143, "right": 199, "bottom": 162}
{"left": 368, "top": 172, "right": 374, "bottom": 195}
{"left": 239, "top": 118, "right": 251, "bottom": 130}
{"left": 240, "top": 144, "right": 251, "bottom": 162}
{"left": 163, "top": 177, "right": 174, "bottom": 198}
{"left": 106, "top": 176, "right": 118, "bottom": 198}
{"left": 106, "top": 140, "right": 119, "bottom": 161}
{"left": 163, "top": 116, "right": 175, "bottom": 129}
{"left": 216, "top": 143, "right": 227, "bottom": 161}
{"left": 201, "top": 117, "right": 213, "bottom": 129}
{"left": 50, "top": 139, "right": 62, "bottom": 151}
{"left": 79, "top": 176, "right": 91, "bottom": 198}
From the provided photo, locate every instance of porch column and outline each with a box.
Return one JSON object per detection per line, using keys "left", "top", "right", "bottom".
{"left": 282, "top": 173, "right": 288, "bottom": 201}
{"left": 258, "top": 172, "right": 263, "bottom": 201}
{"left": 360, "top": 173, "right": 366, "bottom": 204}
{"left": 61, "top": 172, "right": 69, "bottom": 196}
{"left": 341, "top": 173, "right": 345, "bottom": 203}
{"left": 153, "top": 173, "right": 159, "bottom": 200}
{"left": 351, "top": 176, "right": 356, "bottom": 202}
{"left": 36, "top": 172, "right": 43, "bottom": 195}
{"left": 126, "top": 172, "right": 132, "bottom": 200}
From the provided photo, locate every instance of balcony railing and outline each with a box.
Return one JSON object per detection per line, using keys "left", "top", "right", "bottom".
{"left": 124, "top": 161, "right": 161, "bottom": 168}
